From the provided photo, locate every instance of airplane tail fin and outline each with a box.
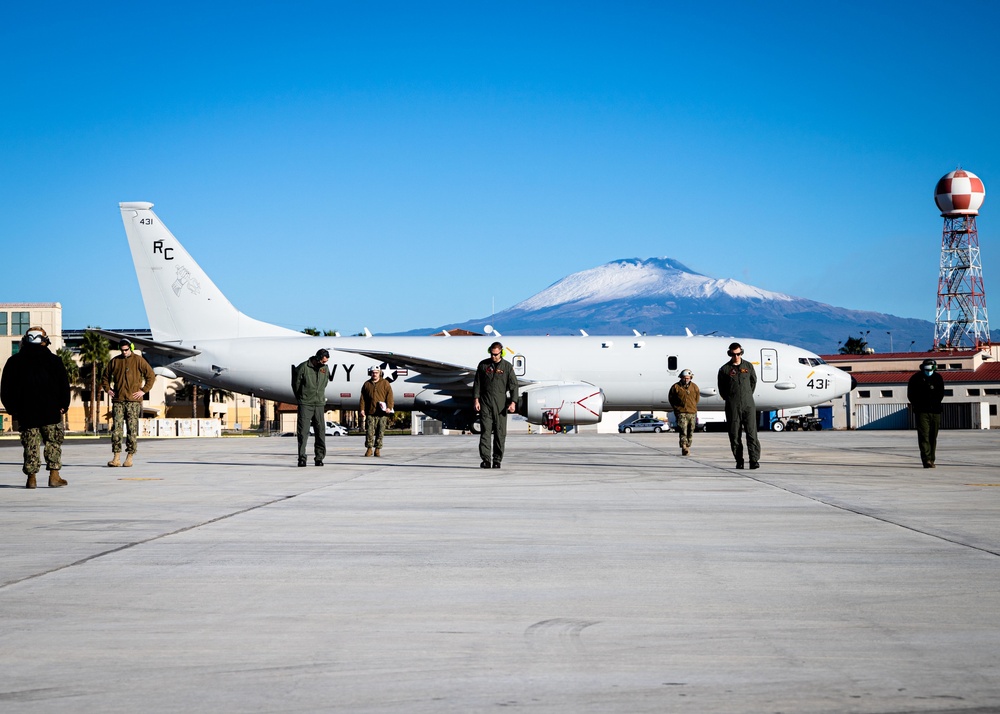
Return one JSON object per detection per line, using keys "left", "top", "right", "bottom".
{"left": 119, "top": 202, "right": 300, "bottom": 343}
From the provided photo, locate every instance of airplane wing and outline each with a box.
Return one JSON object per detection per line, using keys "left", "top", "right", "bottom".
{"left": 86, "top": 329, "right": 201, "bottom": 360}
{"left": 335, "top": 348, "right": 475, "bottom": 380}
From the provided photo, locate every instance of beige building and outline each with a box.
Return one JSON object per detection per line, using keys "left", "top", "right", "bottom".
{"left": 820, "top": 346, "right": 1000, "bottom": 429}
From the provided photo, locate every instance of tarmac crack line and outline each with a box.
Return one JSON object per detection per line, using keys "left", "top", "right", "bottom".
{"left": 627, "top": 437, "right": 1000, "bottom": 558}
{"left": 741, "top": 474, "right": 1000, "bottom": 559}
{"left": 0, "top": 494, "right": 296, "bottom": 591}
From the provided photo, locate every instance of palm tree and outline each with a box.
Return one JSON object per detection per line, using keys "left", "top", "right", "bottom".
{"left": 57, "top": 346, "right": 81, "bottom": 429}
{"left": 838, "top": 335, "right": 869, "bottom": 355}
{"left": 80, "top": 329, "right": 110, "bottom": 433}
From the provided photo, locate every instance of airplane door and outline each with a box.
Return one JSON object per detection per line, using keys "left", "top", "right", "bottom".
{"left": 760, "top": 348, "right": 777, "bottom": 383}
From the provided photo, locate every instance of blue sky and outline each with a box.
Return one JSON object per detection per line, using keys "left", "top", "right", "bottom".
{"left": 3, "top": 1, "right": 998, "bottom": 338}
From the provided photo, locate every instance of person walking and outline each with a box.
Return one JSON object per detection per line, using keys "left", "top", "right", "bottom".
{"left": 293, "top": 348, "right": 331, "bottom": 467}
{"left": 360, "top": 366, "right": 394, "bottom": 457}
{"left": 668, "top": 369, "right": 700, "bottom": 456}
{"left": 1, "top": 328, "right": 71, "bottom": 488}
{"left": 907, "top": 358, "right": 945, "bottom": 468}
{"left": 102, "top": 337, "right": 156, "bottom": 468}
{"left": 473, "top": 341, "right": 519, "bottom": 469}
{"left": 717, "top": 342, "right": 760, "bottom": 469}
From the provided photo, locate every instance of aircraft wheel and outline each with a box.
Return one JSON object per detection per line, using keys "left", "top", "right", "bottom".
{"left": 771, "top": 420, "right": 784, "bottom": 432}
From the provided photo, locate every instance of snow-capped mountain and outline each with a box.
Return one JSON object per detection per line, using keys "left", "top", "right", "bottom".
{"left": 405, "top": 257, "right": 944, "bottom": 354}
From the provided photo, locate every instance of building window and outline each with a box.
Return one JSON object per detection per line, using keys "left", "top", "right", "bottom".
{"left": 985, "top": 389, "right": 1000, "bottom": 396}
{"left": 0, "top": 312, "right": 6, "bottom": 335}
{"left": 944, "top": 389, "right": 953, "bottom": 397}
{"left": 11, "top": 311, "right": 29, "bottom": 335}
{"left": 968, "top": 388, "right": 981, "bottom": 396}
{"left": 839, "top": 365, "right": 852, "bottom": 372}
{"left": 991, "top": 405, "right": 997, "bottom": 417}
{"left": 880, "top": 390, "right": 893, "bottom": 398}
{"left": 11, "top": 340, "right": 20, "bottom": 355}
{"left": 858, "top": 390, "right": 871, "bottom": 398}
{"left": 949, "top": 364, "right": 961, "bottom": 370}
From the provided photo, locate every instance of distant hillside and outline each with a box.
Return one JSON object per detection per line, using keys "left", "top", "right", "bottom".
{"left": 398, "top": 257, "right": 985, "bottom": 354}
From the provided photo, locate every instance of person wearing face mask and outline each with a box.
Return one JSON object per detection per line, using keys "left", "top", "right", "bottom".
{"left": 668, "top": 369, "right": 700, "bottom": 456}
{"left": 907, "top": 358, "right": 945, "bottom": 468}
{"left": 717, "top": 342, "right": 760, "bottom": 469}
{"left": 1, "top": 327, "right": 71, "bottom": 488}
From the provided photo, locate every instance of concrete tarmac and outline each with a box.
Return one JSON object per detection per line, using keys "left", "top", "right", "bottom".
{"left": 2, "top": 430, "right": 999, "bottom": 713}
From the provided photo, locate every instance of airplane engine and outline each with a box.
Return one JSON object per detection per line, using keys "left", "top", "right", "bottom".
{"left": 519, "top": 383, "right": 605, "bottom": 426}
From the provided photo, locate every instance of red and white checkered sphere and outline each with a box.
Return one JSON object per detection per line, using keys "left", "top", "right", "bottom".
{"left": 934, "top": 168, "right": 985, "bottom": 216}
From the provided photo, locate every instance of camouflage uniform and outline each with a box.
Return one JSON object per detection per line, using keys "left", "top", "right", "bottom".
{"left": 20, "top": 423, "right": 65, "bottom": 476}
{"left": 110, "top": 401, "right": 143, "bottom": 455}
{"left": 668, "top": 377, "right": 701, "bottom": 455}
{"left": 1, "top": 335, "right": 70, "bottom": 485}
{"left": 360, "top": 376, "right": 395, "bottom": 451}
{"left": 101, "top": 348, "right": 156, "bottom": 458}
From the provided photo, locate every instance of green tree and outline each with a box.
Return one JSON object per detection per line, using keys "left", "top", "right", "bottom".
{"left": 302, "top": 327, "right": 320, "bottom": 336}
{"left": 838, "top": 336, "right": 869, "bottom": 355}
{"left": 57, "top": 346, "right": 81, "bottom": 428}
{"left": 80, "top": 329, "right": 110, "bottom": 433}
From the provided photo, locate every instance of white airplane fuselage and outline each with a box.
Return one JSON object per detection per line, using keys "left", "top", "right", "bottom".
{"left": 112, "top": 201, "right": 854, "bottom": 429}
{"left": 174, "top": 334, "right": 850, "bottom": 411}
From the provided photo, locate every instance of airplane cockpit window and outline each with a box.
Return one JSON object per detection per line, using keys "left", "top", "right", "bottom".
{"left": 798, "top": 357, "right": 826, "bottom": 366}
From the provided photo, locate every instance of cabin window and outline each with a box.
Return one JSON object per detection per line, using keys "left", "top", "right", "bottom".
{"left": 667, "top": 356, "right": 677, "bottom": 371}
{"left": 512, "top": 355, "right": 526, "bottom": 377}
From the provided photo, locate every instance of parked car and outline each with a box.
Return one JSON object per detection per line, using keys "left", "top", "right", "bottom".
{"left": 310, "top": 421, "right": 349, "bottom": 436}
{"left": 618, "top": 417, "right": 668, "bottom": 433}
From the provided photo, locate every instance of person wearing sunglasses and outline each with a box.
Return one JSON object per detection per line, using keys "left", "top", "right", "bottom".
{"left": 717, "top": 342, "right": 760, "bottom": 470}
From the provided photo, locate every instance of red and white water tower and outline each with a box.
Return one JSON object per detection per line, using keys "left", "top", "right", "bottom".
{"left": 933, "top": 168, "right": 990, "bottom": 348}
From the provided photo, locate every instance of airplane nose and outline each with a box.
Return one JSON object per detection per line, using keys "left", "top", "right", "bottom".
{"left": 829, "top": 367, "right": 855, "bottom": 397}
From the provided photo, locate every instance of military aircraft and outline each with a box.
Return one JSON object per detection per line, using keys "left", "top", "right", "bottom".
{"left": 103, "top": 202, "right": 854, "bottom": 431}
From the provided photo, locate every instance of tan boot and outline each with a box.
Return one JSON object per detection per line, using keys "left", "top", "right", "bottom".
{"left": 374, "top": 448, "right": 381, "bottom": 457}
{"left": 108, "top": 453, "right": 121, "bottom": 467}
{"left": 123, "top": 453, "right": 134, "bottom": 468}
{"left": 364, "top": 448, "right": 373, "bottom": 457}
{"left": 25, "top": 474, "right": 36, "bottom": 489}
{"left": 48, "top": 470, "right": 66, "bottom": 488}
